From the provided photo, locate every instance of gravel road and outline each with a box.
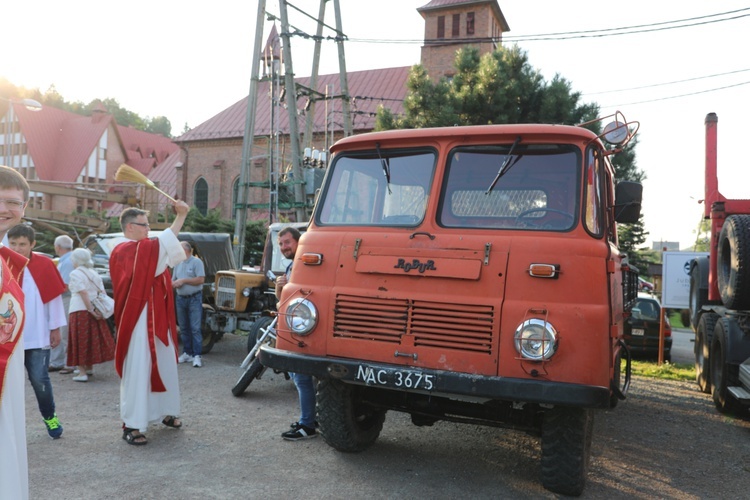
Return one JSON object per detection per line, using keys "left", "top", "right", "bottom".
{"left": 26, "top": 333, "right": 750, "bottom": 499}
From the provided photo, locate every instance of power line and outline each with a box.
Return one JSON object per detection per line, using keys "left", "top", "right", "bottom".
{"left": 585, "top": 68, "right": 750, "bottom": 95}
{"left": 600, "top": 80, "right": 750, "bottom": 108}
{"left": 343, "top": 7, "right": 750, "bottom": 45}
{"left": 504, "top": 7, "right": 750, "bottom": 41}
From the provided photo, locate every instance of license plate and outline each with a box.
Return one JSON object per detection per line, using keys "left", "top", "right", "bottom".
{"left": 355, "top": 365, "right": 435, "bottom": 391}
{"left": 632, "top": 328, "right": 645, "bottom": 336}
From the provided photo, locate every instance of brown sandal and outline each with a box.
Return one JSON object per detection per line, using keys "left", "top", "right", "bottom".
{"left": 162, "top": 416, "right": 182, "bottom": 429}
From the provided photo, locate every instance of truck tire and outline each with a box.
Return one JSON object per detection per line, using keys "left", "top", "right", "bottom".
{"left": 689, "top": 257, "right": 710, "bottom": 329}
{"left": 710, "top": 318, "right": 743, "bottom": 414}
{"left": 541, "top": 406, "right": 593, "bottom": 497}
{"left": 717, "top": 215, "right": 750, "bottom": 309}
{"left": 695, "top": 313, "right": 718, "bottom": 394}
{"left": 200, "top": 311, "right": 216, "bottom": 354}
{"left": 247, "top": 316, "right": 274, "bottom": 353}
{"left": 317, "top": 379, "right": 386, "bottom": 452}
{"left": 609, "top": 352, "right": 621, "bottom": 409}
{"left": 231, "top": 359, "right": 265, "bottom": 397}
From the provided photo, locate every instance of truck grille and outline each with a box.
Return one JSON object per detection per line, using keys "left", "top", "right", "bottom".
{"left": 333, "top": 294, "right": 494, "bottom": 354}
{"left": 216, "top": 275, "right": 237, "bottom": 309}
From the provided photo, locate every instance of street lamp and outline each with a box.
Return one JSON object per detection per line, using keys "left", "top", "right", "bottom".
{"left": 0, "top": 97, "right": 43, "bottom": 111}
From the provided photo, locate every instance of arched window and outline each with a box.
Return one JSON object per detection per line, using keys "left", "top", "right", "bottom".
{"left": 194, "top": 177, "right": 208, "bottom": 216}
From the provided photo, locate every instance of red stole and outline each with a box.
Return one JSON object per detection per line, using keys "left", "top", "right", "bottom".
{"left": 110, "top": 238, "right": 177, "bottom": 392}
{"left": 25, "top": 252, "right": 66, "bottom": 303}
{"left": 0, "top": 257, "right": 25, "bottom": 404}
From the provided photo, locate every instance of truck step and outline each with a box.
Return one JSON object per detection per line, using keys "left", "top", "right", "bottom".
{"left": 727, "top": 386, "right": 750, "bottom": 402}
{"left": 740, "top": 361, "right": 750, "bottom": 389}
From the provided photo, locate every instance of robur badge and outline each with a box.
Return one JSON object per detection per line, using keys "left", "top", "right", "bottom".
{"left": 394, "top": 258, "right": 437, "bottom": 273}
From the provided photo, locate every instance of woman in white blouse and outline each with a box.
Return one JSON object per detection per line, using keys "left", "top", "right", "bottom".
{"left": 66, "top": 248, "right": 115, "bottom": 382}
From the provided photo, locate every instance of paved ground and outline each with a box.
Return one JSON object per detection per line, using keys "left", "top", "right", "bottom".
{"left": 670, "top": 327, "right": 694, "bottom": 365}
{"left": 25, "top": 332, "right": 750, "bottom": 499}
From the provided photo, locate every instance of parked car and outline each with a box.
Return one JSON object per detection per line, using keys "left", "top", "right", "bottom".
{"left": 638, "top": 277, "right": 654, "bottom": 292}
{"left": 624, "top": 293, "right": 672, "bottom": 361}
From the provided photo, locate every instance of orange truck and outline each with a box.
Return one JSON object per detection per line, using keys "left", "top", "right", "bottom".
{"left": 260, "top": 118, "right": 642, "bottom": 496}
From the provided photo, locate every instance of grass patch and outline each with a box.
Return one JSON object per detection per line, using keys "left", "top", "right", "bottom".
{"left": 625, "top": 359, "right": 694, "bottom": 381}
{"left": 668, "top": 310, "right": 687, "bottom": 329}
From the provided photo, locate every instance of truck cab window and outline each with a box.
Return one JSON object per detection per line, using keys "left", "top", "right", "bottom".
{"left": 317, "top": 150, "right": 435, "bottom": 226}
{"left": 438, "top": 145, "right": 580, "bottom": 231}
{"left": 583, "top": 148, "right": 603, "bottom": 237}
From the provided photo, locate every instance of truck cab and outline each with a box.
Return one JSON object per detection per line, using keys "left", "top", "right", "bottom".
{"left": 260, "top": 119, "right": 641, "bottom": 496}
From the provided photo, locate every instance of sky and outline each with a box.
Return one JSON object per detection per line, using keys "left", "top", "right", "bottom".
{"left": 5, "top": 0, "right": 750, "bottom": 250}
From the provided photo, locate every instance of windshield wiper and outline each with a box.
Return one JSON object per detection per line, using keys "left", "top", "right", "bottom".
{"left": 376, "top": 142, "right": 392, "bottom": 195}
{"left": 485, "top": 136, "right": 522, "bottom": 195}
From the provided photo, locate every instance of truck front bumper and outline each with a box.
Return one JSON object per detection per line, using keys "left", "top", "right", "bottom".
{"left": 259, "top": 346, "right": 611, "bottom": 409}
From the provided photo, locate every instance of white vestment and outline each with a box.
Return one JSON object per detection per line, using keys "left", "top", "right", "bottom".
{"left": 116, "top": 230, "right": 185, "bottom": 431}
{"left": 0, "top": 345, "right": 28, "bottom": 500}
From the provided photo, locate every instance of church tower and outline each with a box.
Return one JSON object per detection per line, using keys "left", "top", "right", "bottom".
{"left": 418, "top": 0, "right": 510, "bottom": 80}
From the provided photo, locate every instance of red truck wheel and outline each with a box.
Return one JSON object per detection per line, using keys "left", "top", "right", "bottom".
{"left": 695, "top": 313, "right": 718, "bottom": 394}
{"left": 717, "top": 215, "right": 750, "bottom": 309}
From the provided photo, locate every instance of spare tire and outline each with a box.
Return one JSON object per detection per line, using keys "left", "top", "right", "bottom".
{"left": 717, "top": 214, "right": 750, "bottom": 309}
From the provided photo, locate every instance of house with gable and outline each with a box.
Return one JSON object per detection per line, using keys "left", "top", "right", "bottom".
{"left": 0, "top": 100, "right": 179, "bottom": 230}
{"left": 175, "top": 0, "right": 509, "bottom": 222}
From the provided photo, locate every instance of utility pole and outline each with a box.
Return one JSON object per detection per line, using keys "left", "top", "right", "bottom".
{"left": 279, "top": 0, "right": 307, "bottom": 222}
{"left": 333, "top": 0, "right": 353, "bottom": 136}
{"left": 302, "top": 0, "right": 327, "bottom": 151}
{"left": 233, "top": 0, "right": 267, "bottom": 266}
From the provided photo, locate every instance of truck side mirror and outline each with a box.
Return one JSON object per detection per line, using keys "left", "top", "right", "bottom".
{"left": 614, "top": 181, "right": 642, "bottom": 223}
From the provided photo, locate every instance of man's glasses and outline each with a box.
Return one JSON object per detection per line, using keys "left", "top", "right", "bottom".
{"left": 0, "top": 199, "right": 25, "bottom": 210}
{"left": 129, "top": 222, "right": 150, "bottom": 228}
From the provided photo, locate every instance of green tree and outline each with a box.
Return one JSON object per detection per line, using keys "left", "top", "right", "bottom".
{"left": 376, "top": 44, "right": 647, "bottom": 264}
{"left": 145, "top": 116, "right": 172, "bottom": 138}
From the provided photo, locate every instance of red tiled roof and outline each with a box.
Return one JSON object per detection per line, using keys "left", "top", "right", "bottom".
{"left": 176, "top": 66, "right": 411, "bottom": 142}
{"left": 117, "top": 125, "right": 178, "bottom": 168}
{"left": 13, "top": 103, "right": 113, "bottom": 182}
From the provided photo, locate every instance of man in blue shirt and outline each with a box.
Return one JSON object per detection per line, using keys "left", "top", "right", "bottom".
{"left": 172, "top": 241, "right": 205, "bottom": 368}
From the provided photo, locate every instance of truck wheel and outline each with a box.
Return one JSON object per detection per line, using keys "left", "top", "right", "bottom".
{"left": 317, "top": 379, "right": 386, "bottom": 452}
{"left": 689, "top": 258, "right": 709, "bottom": 329}
{"left": 247, "top": 316, "right": 273, "bottom": 353}
{"left": 609, "top": 352, "right": 621, "bottom": 409}
{"left": 231, "top": 359, "right": 264, "bottom": 397}
{"left": 200, "top": 311, "right": 216, "bottom": 354}
{"left": 710, "top": 319, "right": 742, "bottom": 414}
{"left": 695, "top": 313, "right": 718, "bottom": 394}
{"left": 717, "top": 215, "right": 750, "bottom": 309}
{"left": 541, "top": 406, "right": 593, "bottom": 497}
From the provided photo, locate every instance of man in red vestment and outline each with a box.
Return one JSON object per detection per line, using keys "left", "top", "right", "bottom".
{"left": 0, "top": 165, "right": 30, "bottom": 499}
{"left": 110, "top": 200, "right": 189, "bottom": 446}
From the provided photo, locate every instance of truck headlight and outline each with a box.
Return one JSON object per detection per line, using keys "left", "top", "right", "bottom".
{"left": 242, "top": 287, "right": 252, "bottom": 297}
{"left": 514, "top": 319, "right": 558, "bottom": 361}
{"left": 285, "top": 298, "right": 318, "bottom": 335}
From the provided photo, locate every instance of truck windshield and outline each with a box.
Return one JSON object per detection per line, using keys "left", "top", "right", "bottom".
{"left": 438, "top": 145, "right": 581, "bottom": 231}
{"left": 317, "top": 149, "right": 436, "bottom": 226}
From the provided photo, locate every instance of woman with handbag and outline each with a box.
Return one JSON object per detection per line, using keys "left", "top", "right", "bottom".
{"left": 66, "top": 248, "right": 115, "bottom": 382}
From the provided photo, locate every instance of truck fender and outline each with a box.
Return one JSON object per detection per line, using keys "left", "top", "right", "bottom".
{"left": 718, "top": 317, "right": 750, "bottom": 365}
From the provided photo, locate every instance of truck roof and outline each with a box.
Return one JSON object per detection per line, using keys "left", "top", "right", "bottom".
{"left": 330, "top": 123, "right": 599, "bottom": 153}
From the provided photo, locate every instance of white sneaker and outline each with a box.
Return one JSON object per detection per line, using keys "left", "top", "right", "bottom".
{"left": 72, "top": 374, "right": 88, "bottom": 382}
{"left": 192, "top": 355, "right": 202, "bottom": 368}
{"left": 178, "top": 352, "right": 194, "bottom": 364}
